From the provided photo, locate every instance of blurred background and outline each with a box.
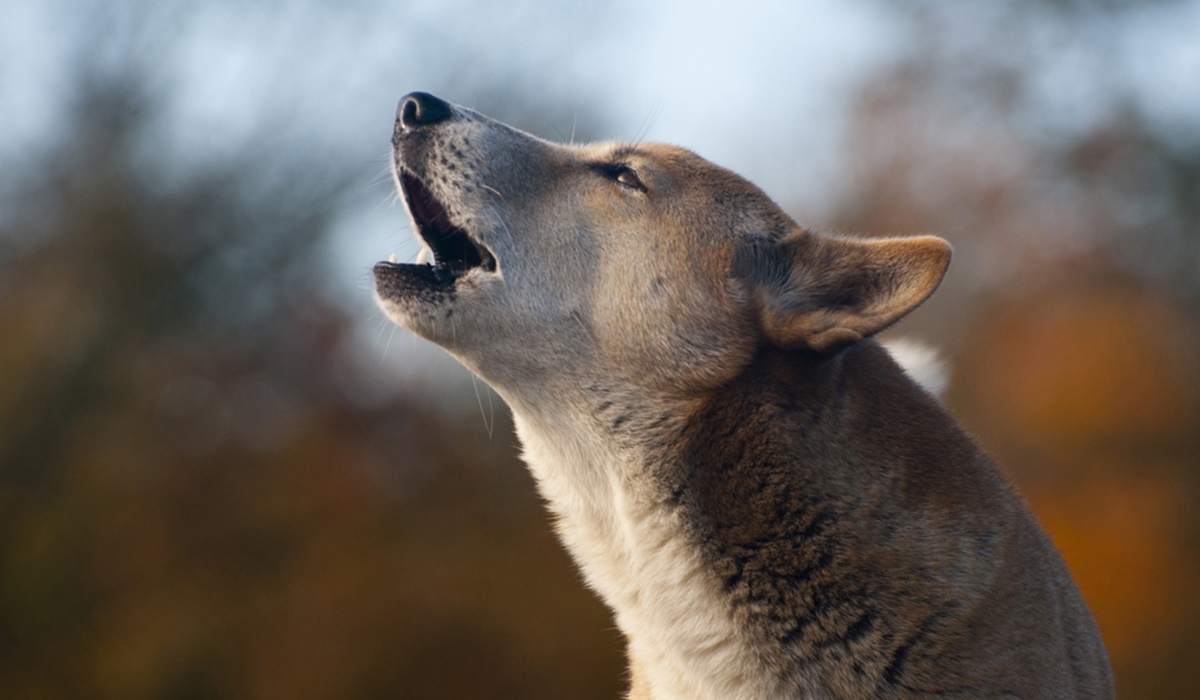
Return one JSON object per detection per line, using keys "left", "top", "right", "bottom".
{"left": 2, "top": 0, "right": 1198, "bottom": 697}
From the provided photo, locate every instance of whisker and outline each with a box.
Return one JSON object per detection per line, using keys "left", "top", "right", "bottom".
{"left": 471, "top": 371, "right": 495, "bottom": 440}
{"left": 632, "top": 100, "right": 663, "bottom": 146}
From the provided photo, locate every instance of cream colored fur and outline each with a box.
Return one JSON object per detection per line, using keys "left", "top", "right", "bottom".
{"left": 515, "top": 408, "right": 776, "bottom": 699}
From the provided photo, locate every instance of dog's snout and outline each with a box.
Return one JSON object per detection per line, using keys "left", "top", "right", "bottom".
{"left": 398, "top": 92, "right": 452, "bottom": 129}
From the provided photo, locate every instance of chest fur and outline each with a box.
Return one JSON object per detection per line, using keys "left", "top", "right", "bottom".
{"left": 513, "top": 413, "right": 778, "bottom": 700}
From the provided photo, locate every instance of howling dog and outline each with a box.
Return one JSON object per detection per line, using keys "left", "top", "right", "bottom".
{"left": 373, "top": 92, "right": 1113, "bottom": 699}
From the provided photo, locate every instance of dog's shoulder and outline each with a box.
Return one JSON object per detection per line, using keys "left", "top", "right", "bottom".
{"left": 648, "top": 341, "right": 1100, "bottom": 695}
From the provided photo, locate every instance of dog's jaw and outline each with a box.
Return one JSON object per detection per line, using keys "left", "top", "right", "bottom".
{"left": 373, "top": 104, "right": 509, "bottom": 344}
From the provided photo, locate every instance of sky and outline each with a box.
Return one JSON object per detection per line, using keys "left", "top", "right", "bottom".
{"left": 1, "top": 0, "right": 905, "bottom": 218}
{"left": 5, "top": 0, "right": 1199, "bottom": 218}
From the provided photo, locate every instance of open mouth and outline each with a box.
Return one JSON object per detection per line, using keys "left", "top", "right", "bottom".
{"left": 380, "top": 171, "right": 496, "bottom": 287}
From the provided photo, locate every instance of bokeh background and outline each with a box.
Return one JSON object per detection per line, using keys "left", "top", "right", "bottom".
{"left": 2, "top": 0, "right": 1198, "bottom": 697}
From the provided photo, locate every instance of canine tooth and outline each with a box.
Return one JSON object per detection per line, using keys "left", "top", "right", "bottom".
{"left": 415, "top": 247, "right": 430, "bottom": 265}
{"left": 389, "top": 252, "right": 399, "bottom": 264}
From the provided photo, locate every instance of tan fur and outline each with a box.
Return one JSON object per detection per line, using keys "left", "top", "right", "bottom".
{"left": 374, "top": 93, "right": 1114, "bottom": 699}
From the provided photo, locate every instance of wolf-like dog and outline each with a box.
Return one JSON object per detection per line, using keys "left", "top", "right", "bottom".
{"left": 373, "top": 92, "right": 1114, "bottom": 699}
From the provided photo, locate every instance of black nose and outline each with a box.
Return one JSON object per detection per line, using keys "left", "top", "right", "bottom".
{"left": 398, "top": 92, "right": 452, "bottom": 129}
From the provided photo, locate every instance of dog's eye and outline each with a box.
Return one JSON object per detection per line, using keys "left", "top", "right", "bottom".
{"left": 594, "top": 163, "right": 647, "bottom": 192}
{"left": 614, "top": 166, "right": 645, "bottom": 191}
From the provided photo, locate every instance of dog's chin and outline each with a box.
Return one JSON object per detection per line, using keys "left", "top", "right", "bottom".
{"left": 373, "top": 292, "right": 455, "bottom": 349}
{"left": 373, "top": 267, "right": 500, "bottom": 349}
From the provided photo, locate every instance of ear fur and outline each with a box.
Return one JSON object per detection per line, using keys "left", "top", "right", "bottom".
{"left": 738, "top": 231, "right": 952, "bottom": 353}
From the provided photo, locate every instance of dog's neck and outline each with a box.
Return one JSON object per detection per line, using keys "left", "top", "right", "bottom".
{"left": 496, "top": 348, "right": 868, "bottom": 699}
{"left": 498, "top": 341, "right": 996, "bottom": 699}
{"left": 509, "top": 398, "right": 779, "bottom": 700}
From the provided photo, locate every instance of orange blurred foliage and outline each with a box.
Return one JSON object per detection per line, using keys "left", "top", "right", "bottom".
{"left": 950, "top": 272, "right": 1200, "bottom": 695}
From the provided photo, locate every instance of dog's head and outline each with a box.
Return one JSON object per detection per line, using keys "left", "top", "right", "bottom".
{"left": 374, "top": 93, "right": 950, "bottom": 402}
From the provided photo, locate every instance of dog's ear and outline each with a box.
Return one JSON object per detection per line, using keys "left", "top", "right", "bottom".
{"left": 735, "top": 231, "right": 951, "bottom": 353}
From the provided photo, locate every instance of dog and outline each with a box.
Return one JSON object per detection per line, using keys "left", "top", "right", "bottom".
{"left": 374, "top": 92, "right": 1114, "bottom": 699}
